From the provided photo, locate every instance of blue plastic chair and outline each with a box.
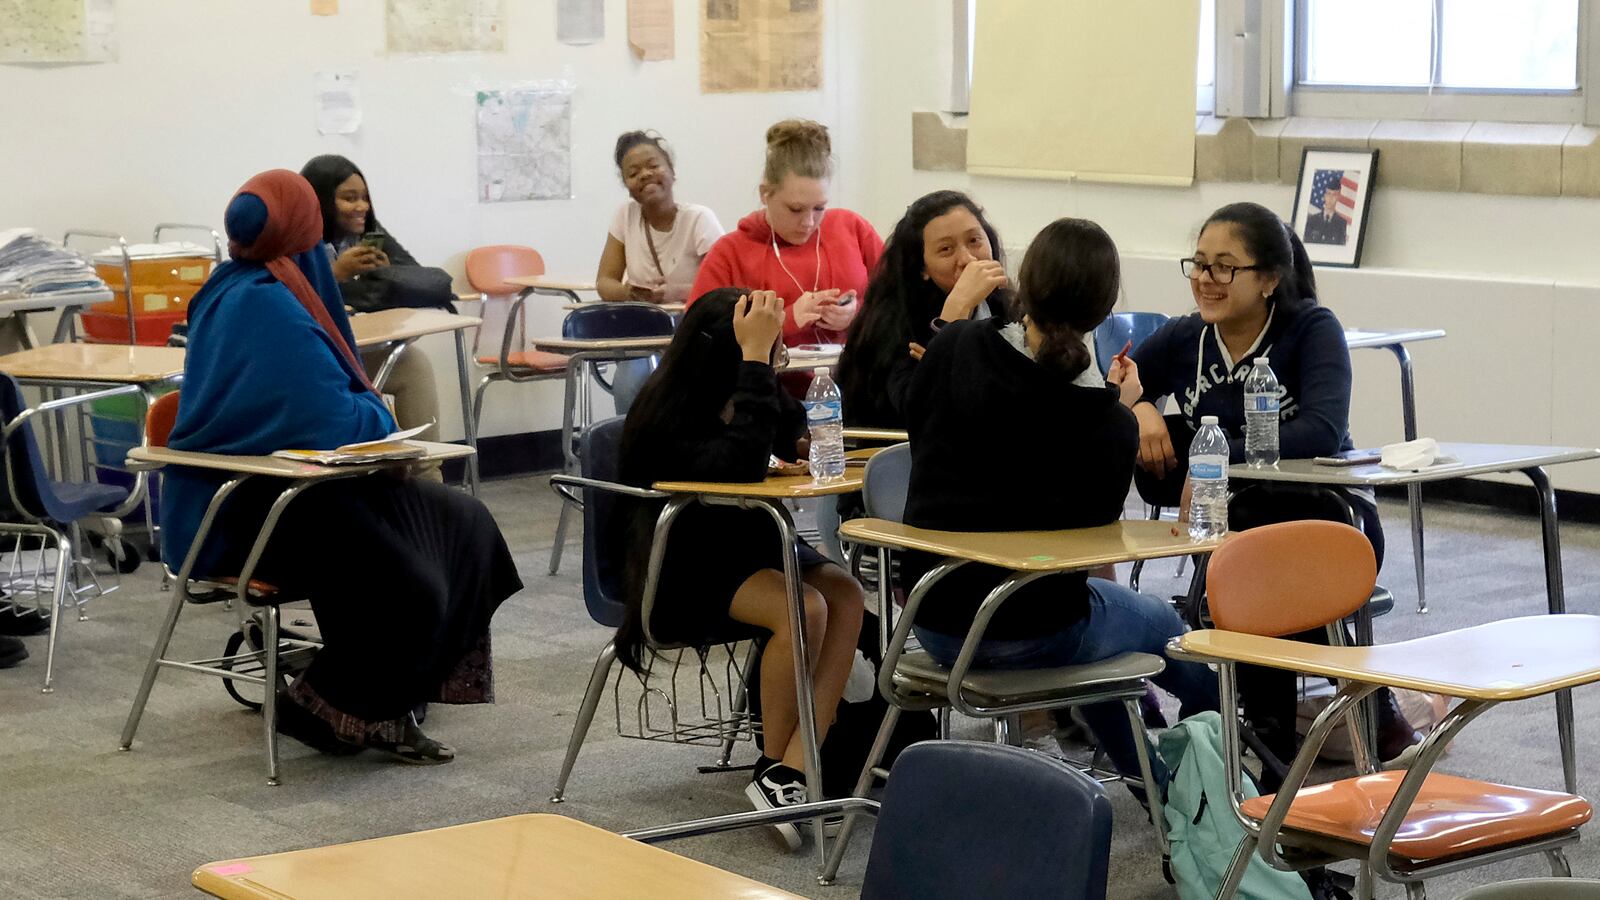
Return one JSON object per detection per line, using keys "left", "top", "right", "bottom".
{"left": 549, "top": 416, "right": 761, "bottom": 802}
{"left": 0, "top": 374, "right": 134, "bottom": 692}
{"left": 631, "top": 740, "right": 1113, "bottom": 900}
{"left": 1092, "top": 311, "right": 1169, "bottom": 377}
{"left": 862, "top": 741, "right": 1112, "bottom": 900}
{"left": 548, "top": 304, "right": 678, "bottom": 576}
{"left": 561, "top": 303, "right": 676, "bottom": 416}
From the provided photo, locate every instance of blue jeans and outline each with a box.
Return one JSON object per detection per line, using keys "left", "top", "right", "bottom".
{"left": 914, "top": 578, "right": 1219, "bottom": 788}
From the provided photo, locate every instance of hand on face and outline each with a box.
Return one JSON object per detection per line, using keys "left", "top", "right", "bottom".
{"left": 733, "top": 290, "right": 785, "bottom": 362}
{"left": 940, "top": 259, "right": 1008, "bottom": 322}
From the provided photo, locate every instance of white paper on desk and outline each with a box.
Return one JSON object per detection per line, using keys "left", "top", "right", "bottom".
{"left": 314, "top": 70, "right": 362, "bottom": 135}
{"left": 339, "top": 422, "right": 432, "bottom": 451}
{"left": 557, "top": 0, "right": 604, "bottom": 44}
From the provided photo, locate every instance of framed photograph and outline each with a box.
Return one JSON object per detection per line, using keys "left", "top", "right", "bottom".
{"left": 1290, "top": 147, "right": 1378, "bottom": 268}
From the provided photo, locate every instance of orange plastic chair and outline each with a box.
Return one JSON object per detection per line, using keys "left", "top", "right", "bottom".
{"left": 463, "top": 246, "right": 570, "bottom": 493}
{"left": 145, "top": 391, "right": 180, "bottom": 449}
{"left": 1189, "top": 520, "right": 1590, "bottom": 899}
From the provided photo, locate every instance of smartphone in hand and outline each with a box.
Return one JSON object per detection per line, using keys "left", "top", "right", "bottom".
{"left": 360, "top": 231, "right": 386, "bottom": 251}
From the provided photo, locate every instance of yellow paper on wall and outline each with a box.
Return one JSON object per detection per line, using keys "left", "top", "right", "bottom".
{"left": 311, "top": 0, "right": 338, "bottom": 15}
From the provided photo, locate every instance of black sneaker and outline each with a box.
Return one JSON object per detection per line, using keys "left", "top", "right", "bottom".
{"left": 0, "top": 635, "right": 28, "bottom": 669}
{"left": 744, "top": 763, "right": 806, "bottom": 851}
{"left": 0, "top": 605, "right": 49, "bottom": 637}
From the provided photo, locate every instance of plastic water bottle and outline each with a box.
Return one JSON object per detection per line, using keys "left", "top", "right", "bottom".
{"left": 804, "top": 369, "right": 846, "bottom": 485}
{"left": 1244, "top": 356, "right": 1281, "bottom": 468}
{"left": 1188, "top": 416, "right": 1229, "bottom": 542}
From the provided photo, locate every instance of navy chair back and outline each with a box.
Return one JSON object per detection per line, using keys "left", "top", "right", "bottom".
{"left": 0, "top": 375, "right": 125, "bottom": 524}
{"left": 862, "top": 443, "right": 911, "bottom": 524}
{"left": 562, "top": 303, "right": 676, "bottom": 340}
{"left": 563, "top": 304, "right": 676, "bottom": 415}
{"left": 579, "top": 416, "right": 631, "bottom": 628}
{"left": 1092, "top": 311, "right": 1169, "bottom": 377}
{"left": 861, "top": 741, "right": 1112, "bottom": 900}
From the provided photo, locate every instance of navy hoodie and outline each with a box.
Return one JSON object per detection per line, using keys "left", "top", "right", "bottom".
{"left": 1131, "top": 304, "right": 1355, "bottom": 462}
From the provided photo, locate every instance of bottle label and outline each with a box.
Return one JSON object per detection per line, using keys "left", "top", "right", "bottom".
{"left": 1190, "top": 461, "right": 1224, "bottom": 479}
{"left": 805, "top": 400, "right": 842, "bottom": 424}
{"left": 1246, "top": 393, "right": 1280, "bottom": 413}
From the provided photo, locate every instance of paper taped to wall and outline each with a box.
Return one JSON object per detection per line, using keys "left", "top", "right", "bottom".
{"left": 557, "top": 0, "right": 603, "bottom": 45}
{"left": 628, "top": 0, "right": 673, "bottom": 61}
{"left": 314, "top": 71, "right": 362, "bottom": 135}
{"left": 475, "top": 87, "right": 573, "bottom": 203}
{"left": 0, "top": 0, "right": 116, "bottom": 64}
{"left": 700, "top": 0, "right": 821, "bottom": 93}
{"left": 386, "top": 0, "right": 504, "bottom": 54}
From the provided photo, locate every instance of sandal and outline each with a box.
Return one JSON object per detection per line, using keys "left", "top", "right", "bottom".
{"left": 274, "top": 695, "right": 364, "bottom": 757}
{"left": 368, "top": 714, "right": 455, "bottom": 765}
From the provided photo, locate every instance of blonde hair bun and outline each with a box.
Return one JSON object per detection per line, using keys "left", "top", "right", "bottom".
{"left": 763, "top": 118, "right": 833, "bottom": 185}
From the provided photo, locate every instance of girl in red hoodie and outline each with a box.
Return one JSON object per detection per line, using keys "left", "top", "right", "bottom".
{"left": 689, "top": 119, "right": 884, "bottom": 347}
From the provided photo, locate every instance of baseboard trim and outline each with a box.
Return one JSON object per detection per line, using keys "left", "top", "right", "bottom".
{"left": 441, "top": 429, "right": 563, "bottom": 483}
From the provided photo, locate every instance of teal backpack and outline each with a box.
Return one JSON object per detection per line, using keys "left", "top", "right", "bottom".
{"left": 1158, "top": 711, "right": 1313, "bottom": 900}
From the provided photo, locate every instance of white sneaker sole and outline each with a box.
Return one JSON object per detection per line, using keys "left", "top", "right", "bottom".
{"left": 744, "top": 781, "right": 802, "bottom": 851}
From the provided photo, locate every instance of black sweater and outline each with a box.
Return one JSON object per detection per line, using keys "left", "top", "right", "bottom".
{"left": 1131, "top": 304, "right": 1355, "bottom": 462}
{"left": 903, "top": 319, "right": 1138, "bottom": 639}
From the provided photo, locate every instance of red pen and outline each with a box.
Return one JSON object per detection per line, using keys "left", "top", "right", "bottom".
{"left": 1114, "top": 339, "right": 1133, "bottom": 365}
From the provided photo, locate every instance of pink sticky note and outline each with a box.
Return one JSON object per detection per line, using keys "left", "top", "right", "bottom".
{"left": 209, "top": 863, "right": 254, "bottom": 876}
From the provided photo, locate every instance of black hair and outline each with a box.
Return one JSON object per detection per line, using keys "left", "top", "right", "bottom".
{"left": 837, "top": 190, "right": 1010, "bottom": 424}
{"left": 300, "top": 154, "right": 380, "bottom": 244}
{"left": 1200, "top": 202, "right": 1319, "bottom": 313}
{"left": 613, "top": 130, "right": 675, "bottom": 174}
{"left": 1015, "top": 218, "right": 1121, "bottom": 379}
{"left": 613, "top": 288, "right": 746, "bottom": 671}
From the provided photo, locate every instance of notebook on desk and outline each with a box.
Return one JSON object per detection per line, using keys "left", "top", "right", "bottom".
{"left": 271, "top": 424, "right": 431, "bottom": 466}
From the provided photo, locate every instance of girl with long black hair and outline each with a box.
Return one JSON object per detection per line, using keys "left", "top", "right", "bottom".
{"left": 617, "top": 288, "right": 865, "bottom": 849}
{"left": 836, "top": 190, "right": 1011, "bottom": 428}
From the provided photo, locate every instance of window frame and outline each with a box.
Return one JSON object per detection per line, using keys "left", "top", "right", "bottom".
{"left": 1288, "top": 0, "right": 1593, "bottom": 123}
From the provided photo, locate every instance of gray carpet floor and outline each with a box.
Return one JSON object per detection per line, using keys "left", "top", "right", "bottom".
{"left": 2, "top": 477, "right": 1598, "bottom": 899}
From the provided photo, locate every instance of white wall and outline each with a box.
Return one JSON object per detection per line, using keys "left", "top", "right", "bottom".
{"left": 0, "top": 0, "right": 866, "bottom": 440}
{"left": 8, "top": 1, "right": 1600, "bottom": 492}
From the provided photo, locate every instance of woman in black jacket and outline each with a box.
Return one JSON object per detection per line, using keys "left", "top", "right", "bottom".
{"left": 836, "top": 190, "right": 1011, "bottom": 428}
{"left": 903, "top": 218, "right": 1217, "bottom": 788}
{"left": 617, "top": 288, "right": 865, "bottom": 849}
{"left": 300, "top": 155, "right": 440, "bottom": 469}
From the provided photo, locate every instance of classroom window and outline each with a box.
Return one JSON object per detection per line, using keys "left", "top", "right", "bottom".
{"left": 1301, "top": 0, "right": 1579, "bottom": 90}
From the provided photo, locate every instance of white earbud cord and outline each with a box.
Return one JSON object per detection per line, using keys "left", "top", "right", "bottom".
{"left": 769, "top": 209, "right": 825, "bottom": 297}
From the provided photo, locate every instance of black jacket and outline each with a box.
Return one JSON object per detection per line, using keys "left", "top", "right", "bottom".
{"left": 903, "top": 319, "right": 1137, "bottom": 639}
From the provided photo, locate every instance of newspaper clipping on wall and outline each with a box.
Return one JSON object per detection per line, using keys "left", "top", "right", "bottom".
{"left": 700, "top": 0, "right": 821, "bottom": 93}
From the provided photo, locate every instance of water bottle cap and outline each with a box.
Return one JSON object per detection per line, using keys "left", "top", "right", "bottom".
{"left": 1256, "top": 356, "right": 1269, "bottom": 365}
{"left": 1201, "top": 415, "right": 1219, "bottom": 425}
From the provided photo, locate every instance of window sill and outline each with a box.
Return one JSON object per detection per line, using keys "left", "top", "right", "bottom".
{"left": 911, "top": 112, "right": 1600, "bottom": 197}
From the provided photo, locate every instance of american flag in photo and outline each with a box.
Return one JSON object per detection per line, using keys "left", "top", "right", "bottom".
{"left": 1311, "top": 168, "right": 1360, "bottom": 224}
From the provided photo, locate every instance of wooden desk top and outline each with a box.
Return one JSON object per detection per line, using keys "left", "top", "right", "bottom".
{"left": 781, "top": 353, "right": 839, "bottom": 373}
{"left": 1178, "top": 615, "right": 1600, "bottom": 701}
{"left": 1342, "top": 328, "right": 1448, "bottom": 349}
{"left": 838, "top": 518, "right": 1224, "bottom": 572}
{"left": 655, "top": 448, "right": 878, "bottom": 499}
{"left": 842, "top": 427, "right": 909, "bottom": 443}
{"left": 128, "top": 441, "right": 472, "bottom": 478}
{"left": 192, "top": 813, "right": 802, "bottom": 900}
{"left": 0, "top": 343, "right": 186, "bottom": 383}
{"left": 505, "top": 275, "right": 598, "bottom": 292}
{"left": 350, "top": 308, "right": 482, "bottom": 347}
{"left": 1229, "top": 443, "right": 1600, "bottom": 487}
{"left": 532, "top": 335, "right": 674, "bottom": 353}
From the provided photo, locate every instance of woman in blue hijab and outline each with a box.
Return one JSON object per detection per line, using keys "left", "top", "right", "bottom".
{"left": 163, "top": 169, "right": 521, "bottom": 764}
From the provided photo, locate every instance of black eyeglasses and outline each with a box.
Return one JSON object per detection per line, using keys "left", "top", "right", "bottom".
{"left": 1179, "top": 259, "right": 1266, "bottom": 285}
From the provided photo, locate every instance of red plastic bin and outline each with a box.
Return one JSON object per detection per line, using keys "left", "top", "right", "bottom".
{"left": 80, "top": 309, "right": 186, "bottom": 346}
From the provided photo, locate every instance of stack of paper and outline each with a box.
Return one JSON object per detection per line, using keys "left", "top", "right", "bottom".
{"left": 0, "top": 229, "right": 107, "bottom": 298}
{"left": 271, "top": 425, "right": 433, "bottom": 466}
